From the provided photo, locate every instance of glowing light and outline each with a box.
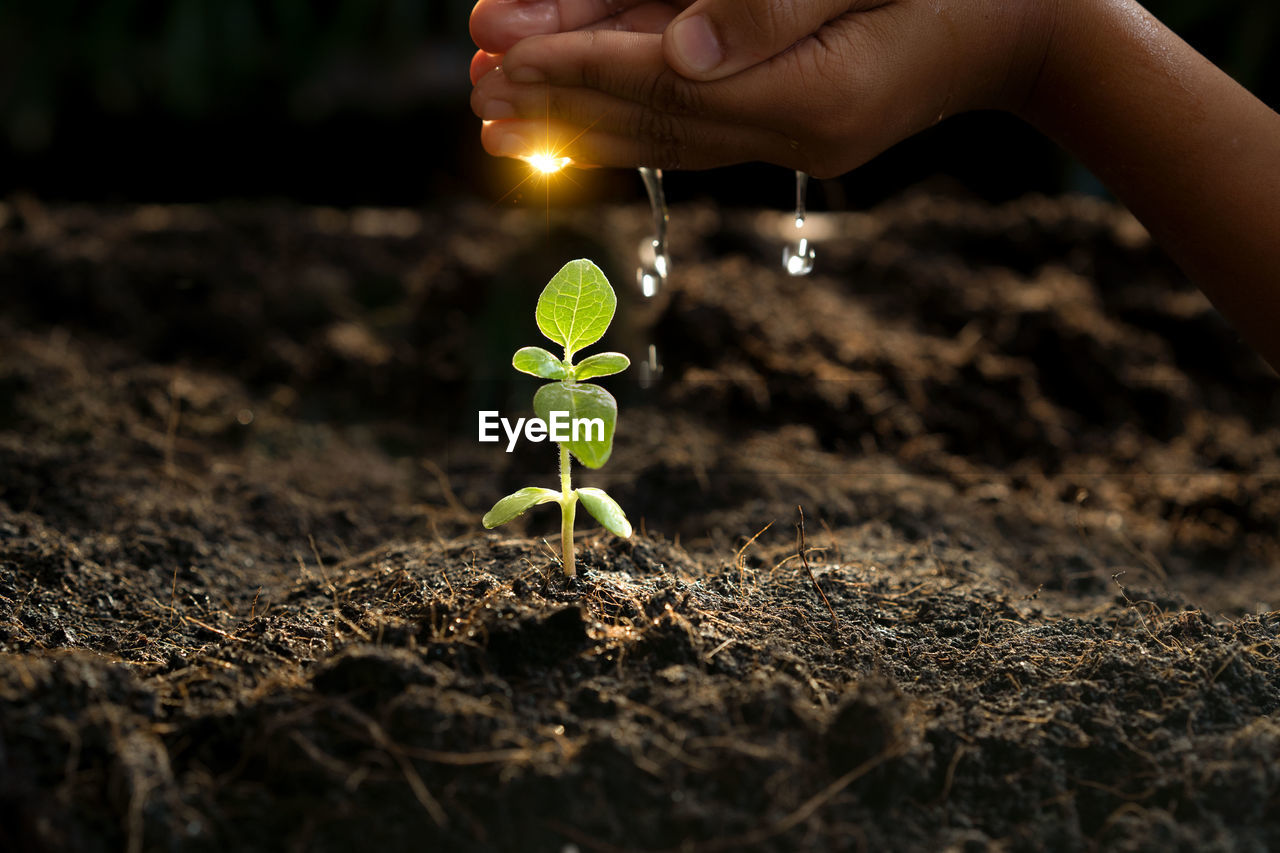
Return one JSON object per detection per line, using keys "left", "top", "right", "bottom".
{"left": 523, "top": 152, "right": 572, "bottom": 174}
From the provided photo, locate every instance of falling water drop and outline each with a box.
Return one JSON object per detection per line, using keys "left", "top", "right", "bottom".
{"left": 638, "top": 344, "right": 664, "bottom": 389}
{"left": 636, "top": 167, "right": 668, "bottom": 387}
{"left": 636, "top": 167, "right": 670, "bottom": 297}
{"left": 782, "top": 171, "right": 816, "bottom": 276}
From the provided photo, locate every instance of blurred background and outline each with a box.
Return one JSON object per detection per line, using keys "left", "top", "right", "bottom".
{"left": 2, "top": 0, "right": 1278, "bottom": 209}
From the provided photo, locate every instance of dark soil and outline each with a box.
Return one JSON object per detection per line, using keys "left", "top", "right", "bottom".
{"left": 2, "top": 191, "right": 1278, "bottom": 852}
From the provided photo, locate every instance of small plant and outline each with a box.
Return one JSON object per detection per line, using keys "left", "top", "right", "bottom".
{"left": 482, "top": 259, "right": 632, "bottom": 576}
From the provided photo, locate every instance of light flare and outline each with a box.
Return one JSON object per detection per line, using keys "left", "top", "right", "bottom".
{"left": 522, "top": 152, "right": 573, "bottom": 174}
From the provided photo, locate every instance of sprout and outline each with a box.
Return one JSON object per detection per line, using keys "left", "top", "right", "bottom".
{"left": 481, "top": 259, "right": 631, "bottom": 576}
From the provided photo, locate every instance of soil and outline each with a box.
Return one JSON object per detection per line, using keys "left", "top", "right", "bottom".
{"left": 1, "top": 191, "right": 1278, "bottom": 853}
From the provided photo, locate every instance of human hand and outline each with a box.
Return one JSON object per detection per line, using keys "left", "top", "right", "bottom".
{"left": 470, "top": 0, "right": 1058, "bottom": 176}
{"left": 469, "top": 1, "right": 683, "bottom": 86}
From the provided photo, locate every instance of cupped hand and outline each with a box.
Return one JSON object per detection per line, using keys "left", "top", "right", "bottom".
{"left": 470, "top": 0, "right": 1058, "bottom": 176}
{"left": 470, "top": 1, "right": 684, "bottom": 85}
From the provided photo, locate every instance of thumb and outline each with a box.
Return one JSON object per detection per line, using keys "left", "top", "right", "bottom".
{"left": 663, "top": 0, "right": 855, "bottom": 81}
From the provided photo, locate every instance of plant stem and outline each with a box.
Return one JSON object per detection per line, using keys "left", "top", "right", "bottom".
{"left": 559, "top": 442, "right": 576, "bottom": 577}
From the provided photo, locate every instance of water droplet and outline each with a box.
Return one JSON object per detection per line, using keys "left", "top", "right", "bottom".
{"left": 636, "top": 167, "right": 670, "bottom": 296}
{"left": 782, "top": 171, "right": 816, "bottom": 276}
{"left": 784, "top": 238, "right": 815, "bottom": 276}
{"left": 638, "top": 343, "right": 663, "bottom": 389}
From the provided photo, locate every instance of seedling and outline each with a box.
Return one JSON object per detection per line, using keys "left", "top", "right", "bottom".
{"left": 481, "top": 259, "right": 632, "bottom": 576}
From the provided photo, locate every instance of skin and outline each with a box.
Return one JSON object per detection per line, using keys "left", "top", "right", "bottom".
{"left": 469, "top": 0, "right": 1280, "bottom": 372}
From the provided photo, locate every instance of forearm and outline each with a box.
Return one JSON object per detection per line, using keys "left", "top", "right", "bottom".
{"left": 1019, "top": 0, "right": 1280, "bottom": 371}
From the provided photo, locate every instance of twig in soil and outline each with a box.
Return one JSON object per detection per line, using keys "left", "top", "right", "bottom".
{"left": 420, "top": 458, "right": 471, "bottom": 518}
{"left": 797, "top": 507, "right": 839, "bottom": 633}
{"left": 876, "top": 582, "right": 929, "bottom": 601}
{"left": 763, "top": 752, "right": 892, "bottom": 836}
{"left": 932, "top": 745, "right": 969, "bottom": 806}
{"left": 308, "top": 535, "right": 333, "bottom": 593}
{"left": 734, "top": 521, "right": 773, "bottom": 595}
{"left": 6, "top": 617, "right": 45, "bottom": 649}
{"left": 1095, "top": 802, "right": 1159, "bottom": 844}
{"left": 1111, "top": 571, "right": 1179, "bottom": 653}
{"left": 12, "top": 578, "right": 39, "bottom": 621}
{"left": 395, "top": 745, "right": 541, "bottom": 766}
{"left": 650, "top": 747, "right": 899, "bottom": 853}
{"left": 1206, "top": 640, "right": 1272, "bottom": 685}
{"left": 305, "top": 535, "right": 350, "bottom": 649}
{"left": 181, "top": 614, "right": 242, "bottom": 643}
{"left": 539, "top": 538, "right": 561, "bottom": 567}
{"left": 289, "top": 731, "right": 356, "bottom": 779}
{"left": 1116, "top": 528, "right": 1169, "bottom": 583}
{"left": 703, "top": 638, "right": 735, "bottom": 662}
{"left": 168, "top": 565, "right": 179, "bottom": 625}
{"left": 1074, "top": 775, "right": 1160, "bottom": 802}
{"left": 334, "top": 611, "right": 372, "bottom": 643}
{"left": 333, "top": 701, "right": 448, "bottom": 826}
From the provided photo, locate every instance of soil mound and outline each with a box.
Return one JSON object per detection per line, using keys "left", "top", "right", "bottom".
{"left": 2, "top": 194, "right": 1278, "bottom": 851}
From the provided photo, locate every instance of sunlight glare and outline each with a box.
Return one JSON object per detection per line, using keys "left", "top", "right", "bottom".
{"left": 523, "top": 152, "right": 572, "bottom": 174}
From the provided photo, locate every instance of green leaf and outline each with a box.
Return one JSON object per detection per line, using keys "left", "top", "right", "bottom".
{"left": 533, "top": 382, "right": 617, "bottom": 469}
{"left": 576, "top": 488, "right": 632, "bottom": 538}
{"left": 482, "top": 487, "right": 562, "bottom": 528}
{"left": 512, "top": 347, "right": 569, "bottom": 380}
{"left": 535, "top": 259, "right": 616, "bottom": 358}
{"left": 574, "top": 352, "right": 630, "bottom": 381}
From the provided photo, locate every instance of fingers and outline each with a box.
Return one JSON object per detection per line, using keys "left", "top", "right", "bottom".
{"left": 480, "top": 20, "right": 905, "bottom": 177}
{"left": 471, "top": 0, "right": 557, "bottom": 54}
{"left": 588, "top": 2, "right": 683, "bottom": 36}
{"left": 471, "top": 2, "right": 683, "bottom": 84}
{"left": 496, "top": 30, "right": 815, "bottom": 129}
{"left": 472, "top": 72, "right": 802, "bottom": 163}
{"left": 479, "top": 117, "right": 798, "bottom": 170}
{"left": 471, "top": 51, "right": 502, "bottom": 86}
{"left": 470, "top": 0, "right": 683, "bottom": 53}
{"left": 663, "top": 0, "right": 858, "bottom": 81}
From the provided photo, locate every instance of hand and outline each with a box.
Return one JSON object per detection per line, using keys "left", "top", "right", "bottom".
{"left": 470, "top": 0, "right": 1280, "bottom": 374}
{"left": 469, "top": 1, "right": 683, "bottom": 85}
{"left": 469, "top": 0, "right": 1058, "bottom": 176}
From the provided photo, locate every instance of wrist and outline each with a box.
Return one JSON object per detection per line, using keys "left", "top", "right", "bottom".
{"left": 1004, "top": 0, "right": 1072, "bottom": 121}
{"left": 1012, "top": 0, "right": 1157, "bottom": 134}
{"left": 936, "top": 0, "right": 1068, "bottom": 118}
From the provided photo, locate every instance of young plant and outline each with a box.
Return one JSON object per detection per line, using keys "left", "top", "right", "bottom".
{"left": 481, "top": 259, "right": 632, "bottom": 576}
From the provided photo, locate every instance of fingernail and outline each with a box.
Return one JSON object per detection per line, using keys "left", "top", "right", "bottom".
{"left": 670, "top": 15, "right": 721, "bottom": 74}
{"left": 482, "top": 100, "right": 516, "bottom": 120}
{"left": 506, "top": 65, "right": 544, "bottom": 84}
{"left": 493, "top": 130, "right": 528, "bottom": 158}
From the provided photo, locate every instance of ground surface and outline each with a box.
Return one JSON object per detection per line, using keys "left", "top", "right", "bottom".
{"left": 1, "top": 193, "right": 1278, "bottom": 852}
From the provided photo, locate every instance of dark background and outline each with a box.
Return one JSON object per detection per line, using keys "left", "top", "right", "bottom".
{"left": 3, "top": 0, "right": 1278, "bottom": 209}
